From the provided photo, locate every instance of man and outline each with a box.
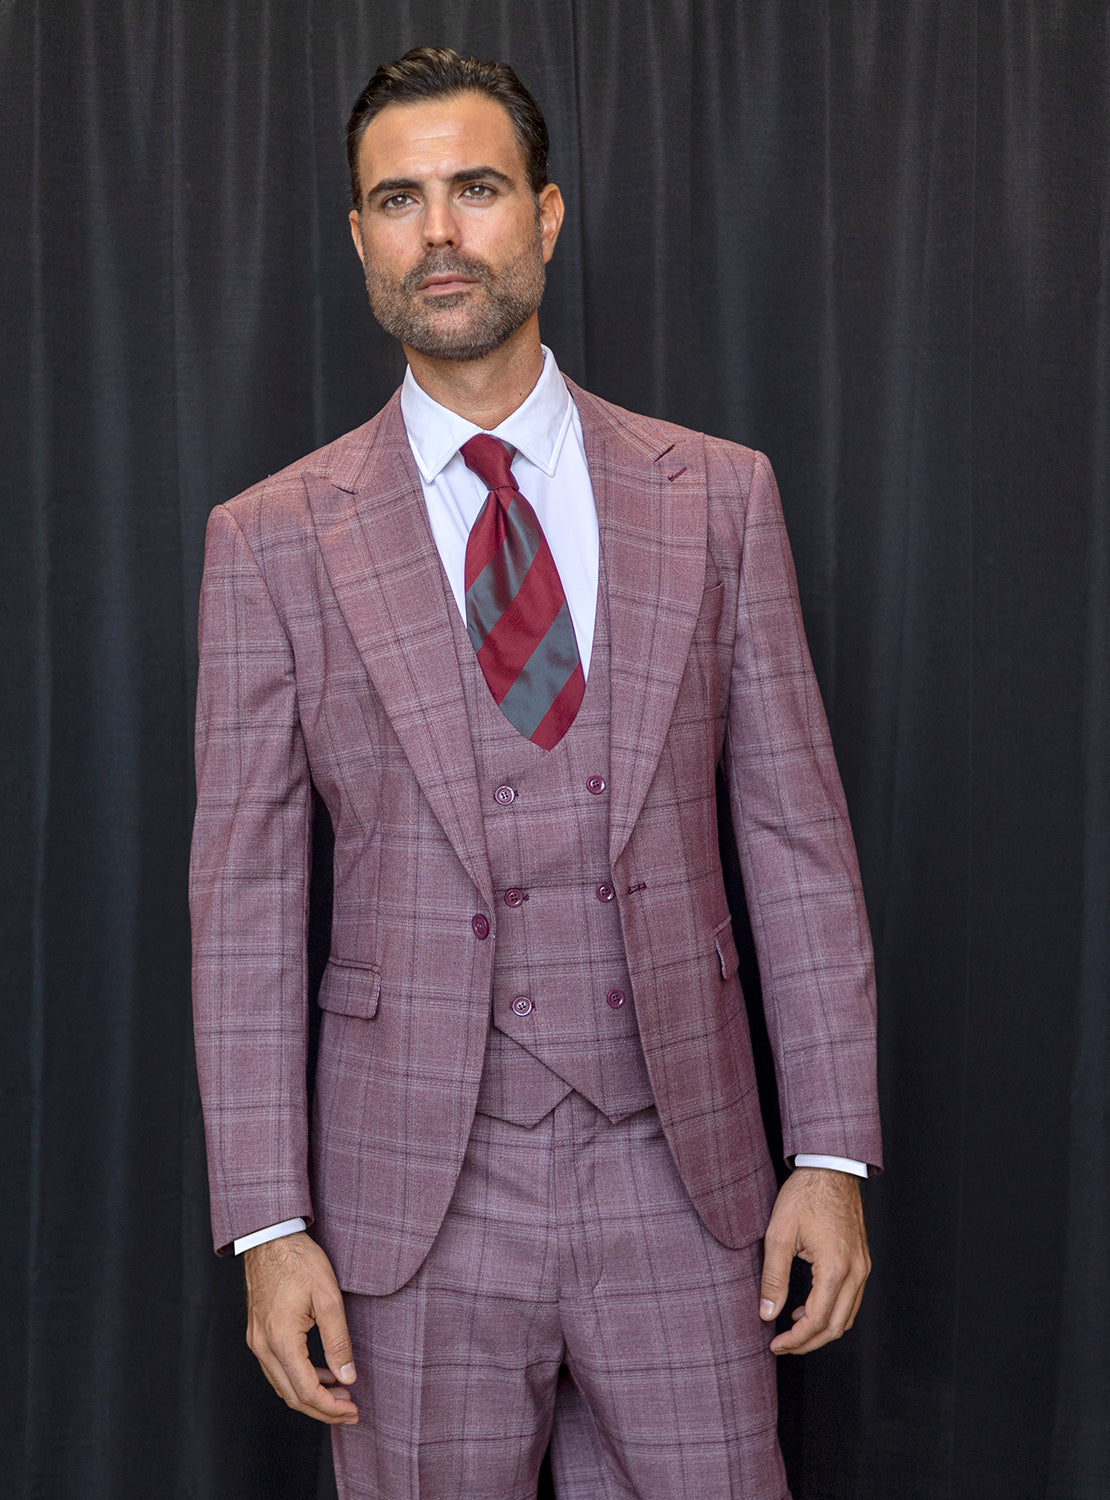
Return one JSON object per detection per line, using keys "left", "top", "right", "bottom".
{"left": 190, "top": 46, "right": 881, "bottom": 1499}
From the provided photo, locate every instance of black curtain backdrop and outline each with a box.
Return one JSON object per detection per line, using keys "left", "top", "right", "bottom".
{"left": 3, "top": 2, "right": 1107, "bottom": 1496}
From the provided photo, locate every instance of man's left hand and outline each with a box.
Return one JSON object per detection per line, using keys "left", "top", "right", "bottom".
{"left": 758, "top": 1167, "right": 870, "bottom": 1355}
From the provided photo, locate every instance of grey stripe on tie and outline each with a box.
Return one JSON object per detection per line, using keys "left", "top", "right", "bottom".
{"left": 465, "top": 499, "right": 543, "bottom": 652}
{"left": 497, "top": 602, "right": 580, "bottom": 738}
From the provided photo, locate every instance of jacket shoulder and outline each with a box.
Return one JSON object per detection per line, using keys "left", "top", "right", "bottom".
{"left": 216, "top": 392, "right": 403, "bottom": 537}
{"left": 564, "top": 377, "right": 763, "bottom": 484}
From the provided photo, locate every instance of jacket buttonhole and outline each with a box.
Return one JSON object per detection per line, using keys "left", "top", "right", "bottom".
{"left": 626, "top": 881, "right": 648, "bottom": 894}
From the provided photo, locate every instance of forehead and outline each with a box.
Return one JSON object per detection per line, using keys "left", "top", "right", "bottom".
{"left": 357, "top": 93, "right": 526, "bottom": 187}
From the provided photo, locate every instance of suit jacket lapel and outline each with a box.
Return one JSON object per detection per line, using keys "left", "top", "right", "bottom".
{"left": 306, "top": 394, "right": 494, "bottom": 908}
{"left": 568, "top": 382, "right": 709, "bottom": 869}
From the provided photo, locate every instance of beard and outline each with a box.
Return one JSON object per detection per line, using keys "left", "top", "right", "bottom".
{"left": 362, "top": 232, "right": 546, "bottom": 361}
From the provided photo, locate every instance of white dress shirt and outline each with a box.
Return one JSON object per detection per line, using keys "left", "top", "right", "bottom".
{"left": 401, "top": 345, "right": 599, "bottom": 674}
{"left": 232, "top": 351, "right": 862, "bottom": 1254}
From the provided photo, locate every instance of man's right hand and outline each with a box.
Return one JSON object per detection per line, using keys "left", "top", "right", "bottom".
{"left": 243, "top": 1231, "right": 359, "bottom": 1425}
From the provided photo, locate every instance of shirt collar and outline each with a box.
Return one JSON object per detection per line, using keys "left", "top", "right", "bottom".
{"left": 400, "top": 344, "right": 574, "bottom": 482}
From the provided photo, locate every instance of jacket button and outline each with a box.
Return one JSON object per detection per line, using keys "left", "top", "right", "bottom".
{"left": 595, "top": 882, "right": 615, "bottom": 902}
{"left": 504, "top": 888, "right": 525, "bottom": 907}
{"left": 586, "top": 776, "right": 606, "bottom": 794}
{"left": 606, "top": 989, "right": 626, "bottom": 1009}
{"left": 494, "top": 784, "right": 516, "bottom": 806}
{"left": 511, "top": 995, "right": 534, "bottom": 1017}
{"left": 471, "top": 914, "right": 490, "bottom": 940}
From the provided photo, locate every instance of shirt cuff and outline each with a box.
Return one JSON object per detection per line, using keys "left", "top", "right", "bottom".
{"left": 233, "top": 1218, "right": 308, "bottom": 1255}
{"left": 793, "top": 1154, "right": 868, "bottom": 1177}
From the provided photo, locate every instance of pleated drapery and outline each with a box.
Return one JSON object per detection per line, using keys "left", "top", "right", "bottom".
{"left": 2, "top": 4, "right": 1108, "bottom": 1496}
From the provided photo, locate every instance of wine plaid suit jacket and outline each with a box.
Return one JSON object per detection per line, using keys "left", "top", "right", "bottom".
{"left": 190, "top": 379, "right": 881, "bottom": 1296}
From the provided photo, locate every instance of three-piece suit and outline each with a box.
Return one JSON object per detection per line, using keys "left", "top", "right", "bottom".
{"left": 190, "top": 374, "right": 881, "bottom": 1496}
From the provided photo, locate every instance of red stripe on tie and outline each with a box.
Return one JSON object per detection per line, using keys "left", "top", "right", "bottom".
{"left": 475, "top": 542, "right": 565, "bottom": 694}
{"left": 530, "top": 662, "right": 586, "bottom": 751}
{"left": 463, "top": 484, "right": 514, "bottom": 594}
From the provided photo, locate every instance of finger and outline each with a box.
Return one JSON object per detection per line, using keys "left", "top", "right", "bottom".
{"left": 843, "top": 1273, "right": 867, "bottom": 1332}
{"left": 251, "top": 1334, "right": 330, "bottom": 1418}
{"left": 769, "top": 1252, "right": 842, "bottom": 1354}
{"left": 820, "top": 1270, "right": 862, "bottom": 1346}
{"left": 247, "top": 1319, "right": 299, "bottom": 1403}
{"left": 759, "top": 1226, "right": 795, "bottom": 1321}
{"left": 315, "top": 1366, "right": 357, "bottom": 1400}
{"left": 772, "top": 1258, "right": 864, "bottom": 1355}
{"left": 771, "top": 1309, "right": 825, "bottom": 1354}
{"left": 315, "top": 1285, "right": 357, "bottom": 1385}
{"left": 825, "top": 1243, "right": 869, "bottom": 1340}
{"left": 269, "top": 1333, "right": 360, "bottom": 1424}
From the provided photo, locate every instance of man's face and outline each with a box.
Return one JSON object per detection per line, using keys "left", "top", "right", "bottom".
{"left": 349, "top": 93, "right": 563, "bottom": 362}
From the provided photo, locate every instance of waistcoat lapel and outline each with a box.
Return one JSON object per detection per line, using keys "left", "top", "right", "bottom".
{"left": 305, "top": 393, "right": 493, "bottom": 908}
{"left": 568, "top": 381, "right": 709, "bottom": 869}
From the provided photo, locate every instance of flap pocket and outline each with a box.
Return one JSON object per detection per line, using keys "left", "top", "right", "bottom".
{"left": 317, "top": 956, "right": 381, "bottom": 1020}
{"left": 712, "top": 916, "right": 739, "bottom": 981}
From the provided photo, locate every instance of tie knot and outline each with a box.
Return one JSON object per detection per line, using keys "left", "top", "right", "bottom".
{"left": 461, "top": 433, "right": 517, "bottom": 493}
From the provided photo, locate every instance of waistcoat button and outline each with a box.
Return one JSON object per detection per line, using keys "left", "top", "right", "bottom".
{"left": 595, "top": 882, "right": 615, "bottom": 902}
{"left": 504, "top": 888, "right": 525, "bottom": 907}
{"left": 494, "top": 784, "right": 516, "bottom": 806}
{"left": 606, "top": 989, "right": 626, "bottom": 1009}
{"left": 471, "top": 914, "right": 490, "bottom": 940}
{"left": 586, "top": 776, "right": 606, "bottom": 794}
{"left": 511, "top": 995, "right": 534, "bottom": 1017}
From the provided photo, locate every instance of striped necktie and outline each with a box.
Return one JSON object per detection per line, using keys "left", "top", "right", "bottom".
{"left": 460, "top": 432, "right": 585, "bottom": 750}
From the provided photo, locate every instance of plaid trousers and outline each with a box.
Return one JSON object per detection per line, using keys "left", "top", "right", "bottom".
{"left": 332, "top": 1093, "right": 789, "bottom": 1499}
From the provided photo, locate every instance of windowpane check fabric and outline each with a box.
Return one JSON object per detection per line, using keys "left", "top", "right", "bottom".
{"left": 331, "top": 1095, "right": 788, "bottom": 1499}
{"left": 461, "top": 433, "right": 585, "bottom": 749}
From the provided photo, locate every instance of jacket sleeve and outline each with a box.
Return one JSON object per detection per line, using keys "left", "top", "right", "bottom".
{"left": 189, "top": 502, "right": 315, "bottom": 1252}
{"left": 722, "top": 452, "right": 882, "bottom": 1172}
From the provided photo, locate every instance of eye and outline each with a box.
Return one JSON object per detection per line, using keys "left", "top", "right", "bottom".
{"left": 381, "top": 192, "right": 414, "bottom": 210}
{"left": 461, "top": 182, "right": 494, "bottom": 200}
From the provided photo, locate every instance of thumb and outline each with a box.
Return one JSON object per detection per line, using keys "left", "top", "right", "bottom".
{"left": 316, "top": 1287, "right": 357, "bottom": 1384}
{"left": 759, "top": 1228, "right": 793, "bottom": 1321}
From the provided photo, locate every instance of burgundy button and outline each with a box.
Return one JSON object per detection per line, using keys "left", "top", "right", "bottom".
{"left": 494, "top": 784, "right": 516, "bottom": 806}
{"left": 504, "top": 888, "right": 525, "bottom": 907}
{"left": 606, "top": 989, "right": 626, "bottom": 1009}
{"left": 511, "top": 996, "right": 534, "bottom": 1017}
{"left": 586, "top": 776, "right": 606, "bottom": 795}
{"left": 471, "top": 914, "right": 490, "bottom": 940}
{"left": 595, "top": 882, "right": 615, "bottom": 902}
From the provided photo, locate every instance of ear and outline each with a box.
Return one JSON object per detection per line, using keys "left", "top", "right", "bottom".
{"left": 537, "top": 183, "right": 565, "bottom": 264}
{"left": 348, "top": 209, "right": 366, "bottom": 267}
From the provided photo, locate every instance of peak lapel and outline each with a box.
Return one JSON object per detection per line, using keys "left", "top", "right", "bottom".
{"left": 570, "top": 385, "right": 709, "bottom": 869}
{"left": 306, "top": 396, "right": 493, "bottom": 907}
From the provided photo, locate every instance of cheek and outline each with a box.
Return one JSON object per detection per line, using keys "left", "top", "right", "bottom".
{"left": 360, "top": 222, "right": 413, "bottom": 272}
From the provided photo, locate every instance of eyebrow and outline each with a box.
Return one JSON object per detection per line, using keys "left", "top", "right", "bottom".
{"left": 365, "top": 166, "right": 515, "bottom": 200}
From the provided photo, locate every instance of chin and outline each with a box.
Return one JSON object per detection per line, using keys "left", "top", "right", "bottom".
{"left": 410, "top": 334, "right": 511, "bottom": 362}
{"left": 406, "top": 310, "right": 523, "bottom": 363}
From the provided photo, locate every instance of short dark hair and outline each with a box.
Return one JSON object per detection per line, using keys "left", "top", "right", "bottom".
{"left": 346, "top": 46, "right": 550, "bottom": 210}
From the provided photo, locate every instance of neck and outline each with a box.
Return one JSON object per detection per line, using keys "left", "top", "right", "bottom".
{"left": 403, "top": 316, "right": 545, "bottom": 429}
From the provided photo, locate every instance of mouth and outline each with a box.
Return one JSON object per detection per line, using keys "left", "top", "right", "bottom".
{"left": 417, "top": 274, "right": 479, "bottom": 295}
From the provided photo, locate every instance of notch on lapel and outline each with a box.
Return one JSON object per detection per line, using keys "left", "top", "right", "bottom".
{"left": 569, "top": 383, "right": 709, "bottom": 868}
{"left": 306, "top": 396, "right": 493, "bottom": 908}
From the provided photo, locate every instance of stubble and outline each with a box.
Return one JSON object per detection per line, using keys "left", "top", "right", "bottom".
{"left": 361, "top": 229, "right": 546, "bottom": 362}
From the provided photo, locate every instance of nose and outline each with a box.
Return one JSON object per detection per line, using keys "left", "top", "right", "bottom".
{"left": 422, "top": 193, "right": 459, "bottom": 249}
